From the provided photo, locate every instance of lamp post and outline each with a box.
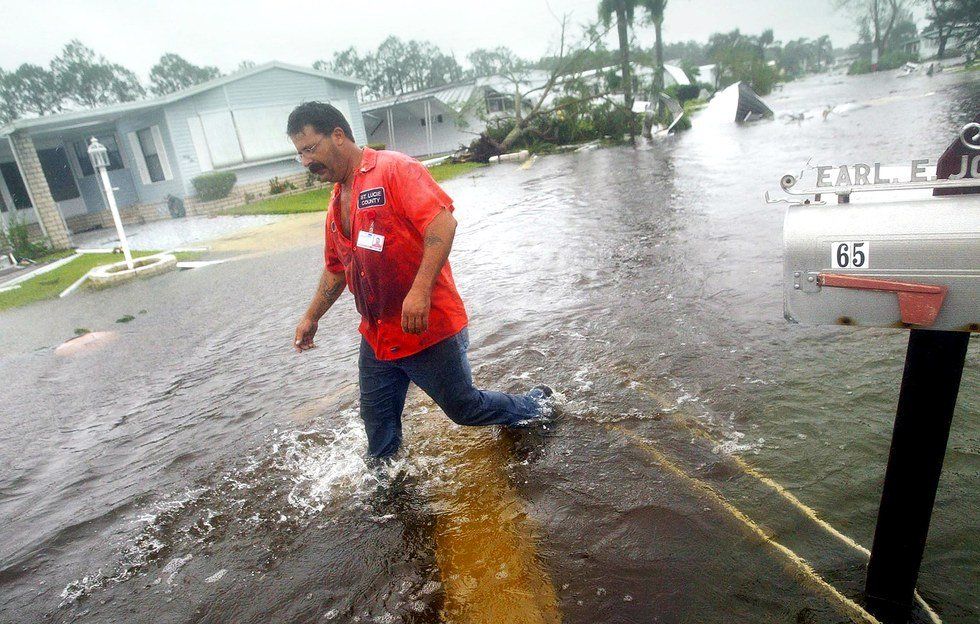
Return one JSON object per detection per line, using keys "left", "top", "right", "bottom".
{"left": 87, "top": 137, "right": 133, "bottom": 270}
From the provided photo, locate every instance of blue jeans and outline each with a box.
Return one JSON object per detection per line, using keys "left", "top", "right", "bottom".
{"left": 358, "top": 328, "right": 542, "bottom": 458}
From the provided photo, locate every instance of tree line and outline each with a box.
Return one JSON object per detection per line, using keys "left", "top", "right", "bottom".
{"left": 0, "top": 41, "right": 243, "bottom": 124}
{"left": 0, "top": 30, "right": 840, "bottom": 128}
{"left": 2, "top": 0, "right": 975, "bottom": 125}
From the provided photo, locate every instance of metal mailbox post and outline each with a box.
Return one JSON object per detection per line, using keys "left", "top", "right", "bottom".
{"left": 775, "top": 122, "right": 979, "bottom": 624}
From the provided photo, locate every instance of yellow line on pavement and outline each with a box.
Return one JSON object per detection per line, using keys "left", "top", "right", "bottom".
{"left": 430, "top": 428, "right": 561, "bottom": 624}
{"left": 613, "top": 424, "right": 881, "bottom": 624}
{"left": 397, "top": 392, "right": 561, "bottom": 624}
{"left": 627, "top": 381, "right": 941, "bottom": 623}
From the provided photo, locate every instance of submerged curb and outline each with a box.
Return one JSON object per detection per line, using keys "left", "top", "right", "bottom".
{"left": 88, "top": 254, "right": 178, "bottom": 288}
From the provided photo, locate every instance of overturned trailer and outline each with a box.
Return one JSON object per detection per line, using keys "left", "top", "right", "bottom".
{"left": 704, "top": 81, "right": 774, "bottom": 123}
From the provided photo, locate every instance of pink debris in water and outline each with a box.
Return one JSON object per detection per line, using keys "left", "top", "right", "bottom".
{"left": 55, "top": 331, "right": 117, "bottom": 356}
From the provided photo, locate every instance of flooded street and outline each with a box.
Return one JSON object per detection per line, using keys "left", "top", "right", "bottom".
{"left": 1, "top": 69, "right": 977, "bottom": 623}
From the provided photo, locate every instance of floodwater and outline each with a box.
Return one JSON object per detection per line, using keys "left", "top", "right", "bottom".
{"left": 71, "top": 215, "right": 283, "bottom": 251}
{"left": 1, "top": 69, "right": 978, "bottom": 624}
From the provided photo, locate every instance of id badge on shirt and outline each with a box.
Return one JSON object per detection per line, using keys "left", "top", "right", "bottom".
{"left": 356, "top": 230, "right": 385, "bottom": 252}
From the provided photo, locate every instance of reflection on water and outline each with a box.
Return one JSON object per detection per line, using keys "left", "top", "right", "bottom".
{"left": 0, "top": 69, "right": 977, "bottom": 623}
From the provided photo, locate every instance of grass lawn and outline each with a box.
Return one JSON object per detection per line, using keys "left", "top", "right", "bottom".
{"left": 25, "top": 249, "right": 77, "bottom": 264}
{"left": 224, "top": 161, "right": 487, "bottom": 216}
{"left": 428, "top": 161, "right": 485, "bottom": 182}
{"left": 225, "top": 187, "right": 333, "bottom": 216}
{"left": 0, "top": 251, "right": 198, "bottom": 311}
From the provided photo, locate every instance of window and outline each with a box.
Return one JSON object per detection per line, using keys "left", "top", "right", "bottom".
{"left": 37, "top": 147, "right": 80, "bottom": 202}
{"left": 0, "top": 162, "right": 32, "bottom": 209}
{"left": 128, "top": 125, "right": 173, "bottom": 184}
{"left": 198, "top": 111, "right": 244, "bottom": 168}
{"left": 420, "top": 118, "right": 426, "bottom": 127}
{"left": 233, "top": 105, "right": 298, "bottom": 161}
{"left": 485, "top": 93, "right": 513, "bottom": 113}
{"left": 188, "top": 101, "right": 353, "bottom": 172}
{"left": 437, "top": 114, "right": 443, "bottom": 123}
{"left": 137, "top": 128, "right": 166, "bottom": 183}
{"left": 73, "top": 135, "right": 124, "bottom": 177}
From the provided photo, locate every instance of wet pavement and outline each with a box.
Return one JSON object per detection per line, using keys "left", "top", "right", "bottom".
{"left": 0, "top": 69, "right": 977, "bottom": 623}
{"left": 71, "top": 215, "right": 283, "bottom": 251}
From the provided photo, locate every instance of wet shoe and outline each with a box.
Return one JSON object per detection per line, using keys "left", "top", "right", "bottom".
{"left": 528, "top": 384, "right": 553, "bottom": 401}
{"left": 528, "top": 384, "right": 563, "bottom": 424}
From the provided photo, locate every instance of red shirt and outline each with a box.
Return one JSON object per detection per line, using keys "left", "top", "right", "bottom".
{"left": 324, "top": 147, "right": 468, "bottom": 360}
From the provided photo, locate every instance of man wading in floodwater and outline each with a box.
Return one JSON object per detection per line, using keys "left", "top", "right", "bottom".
{"left": 288, "top": 102, "right": 555, "bottom": 460}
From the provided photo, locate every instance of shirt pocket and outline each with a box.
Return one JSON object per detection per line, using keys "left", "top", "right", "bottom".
{"left": 355, "top": 206, "right": 394, "bottom": 242}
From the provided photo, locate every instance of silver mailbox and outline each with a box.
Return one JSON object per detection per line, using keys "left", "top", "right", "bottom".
{"left": 783, "top": 195, "right": 980, "bottom": 332}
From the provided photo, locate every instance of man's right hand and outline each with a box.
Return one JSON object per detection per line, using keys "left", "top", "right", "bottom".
{"left": 294, "top": 316, "right": 318, "bottom": 352}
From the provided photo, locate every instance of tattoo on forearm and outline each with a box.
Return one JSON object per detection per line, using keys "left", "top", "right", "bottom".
{"left": 320, "top": 280, "right": 345, "bottom": 304}
{"left": 424, "top": 234, "right": 444, "bottom": 247}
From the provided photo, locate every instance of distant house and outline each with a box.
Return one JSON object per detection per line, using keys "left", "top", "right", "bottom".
{"left": 0, "top": 62, "right": 365, "bottom": 250}
{"left": 907, "top": 24, "right": 973, "bottom": 61}
{"left": 361, "top": 72, "right": 552, "bottom": 158}
{"left": 361, "top": 64, "right": 691, "bottom": 158}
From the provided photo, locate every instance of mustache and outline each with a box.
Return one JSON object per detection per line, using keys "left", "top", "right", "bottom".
{"left": 308, "top": 162, "right": 327, "bottom": 174}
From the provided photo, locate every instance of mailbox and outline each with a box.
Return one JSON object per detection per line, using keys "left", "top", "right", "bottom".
{"left": 783, "top": 195, "right": 980, "bottom": 332}
{"left": 775, "top": 122, "right": 978, "bottom": 624}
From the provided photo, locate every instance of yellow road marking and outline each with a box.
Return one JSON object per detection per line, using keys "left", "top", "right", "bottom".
{"left": 430, "top": 429, "right": 561, "bottom": 624}
{"left": 404, "top": 396, "right": 560, "bottom": 624}
{"left": 625, "top": 379, "right": 941, "bottom": 623}
{"left": 613, "top": 424, "right": 881, "bottom": 624}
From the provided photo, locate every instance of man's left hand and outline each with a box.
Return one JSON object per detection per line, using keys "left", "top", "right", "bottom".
{"left": 401, "top": 287, "right": 431, "bottom": 334}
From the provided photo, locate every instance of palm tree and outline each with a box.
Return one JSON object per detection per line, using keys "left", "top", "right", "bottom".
{"left": 814, "top": 35, "right": 834, "bottom": 71}
{"left": 598, "top": 0, "right": 638, "bottom": 141}
{"left": 644, "top": 1, "right": 668, "bottom": 91}
{"left": 640, "top": 0, "right": 668, "bottom": 118}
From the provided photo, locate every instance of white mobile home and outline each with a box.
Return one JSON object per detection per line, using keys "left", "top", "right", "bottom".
{"left": 0, "top": 62, "right": 365, "bottom": 249}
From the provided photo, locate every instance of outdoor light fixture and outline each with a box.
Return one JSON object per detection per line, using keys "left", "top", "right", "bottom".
{"left": 87, "top": 137, "right": 134, "bottom": 270}
{"left": 87, "top": 137, "right": 110, "bottom": 169}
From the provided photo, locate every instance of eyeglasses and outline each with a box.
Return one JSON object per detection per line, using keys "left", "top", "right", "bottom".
{"left": 294, "top": 137, "right": 323, "bottom": 163}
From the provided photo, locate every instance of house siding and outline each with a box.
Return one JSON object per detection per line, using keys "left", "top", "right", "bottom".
{"left": 164, "top": 67, "right": 366, "bottom": 198}
{"left": 115, "top": 109, "right": 184, "bottom": 204}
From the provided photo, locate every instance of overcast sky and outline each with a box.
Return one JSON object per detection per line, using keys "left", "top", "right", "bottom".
{"left": 0, "top": 0, "right": 871, "bottom": 79}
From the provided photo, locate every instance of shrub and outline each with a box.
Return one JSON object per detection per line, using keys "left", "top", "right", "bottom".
{"left": 590, "top": 102, "right": 638, "bottom": 139}
{"left": 269, "top": 176, "right": 298, "bottom": 195}
{"left": 0, "top": 218, "right": 49, "bottom": 260}
{"left": 367, "top": 142, "right": 386, "bottom": 151}
{"left": 192, "top": 171, "right": 237, "bottom": 201}
{"left": 848, "top": 50, "right": 918, "bottom": 75}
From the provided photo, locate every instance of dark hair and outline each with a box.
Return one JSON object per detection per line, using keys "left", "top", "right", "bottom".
{"left": 287, "top": 101, "right": 355, "bottom": 142}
